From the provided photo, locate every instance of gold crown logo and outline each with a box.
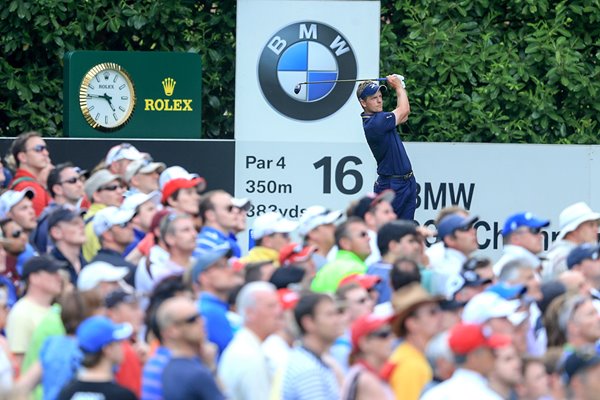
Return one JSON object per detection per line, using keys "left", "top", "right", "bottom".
{"left": 162, "top": 78, "right": 176, "bottom": 96}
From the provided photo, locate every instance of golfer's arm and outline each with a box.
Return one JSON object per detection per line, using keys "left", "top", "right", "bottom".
{"left": 392, "top": 85, "right": 410, "bottom": 125}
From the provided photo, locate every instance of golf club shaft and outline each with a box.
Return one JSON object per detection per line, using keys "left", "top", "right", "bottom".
{"left": 298, "top": 77, "right": 386, "bottom": 86}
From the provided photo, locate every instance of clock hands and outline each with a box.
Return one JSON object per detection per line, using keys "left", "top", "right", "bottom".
{"left": 87, "top": 93, "right": 115, "bottom": 111}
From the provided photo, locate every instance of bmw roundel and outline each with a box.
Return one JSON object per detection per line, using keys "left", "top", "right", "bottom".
{"left": 258, "top": 21, "right": 358, "bottom": 121}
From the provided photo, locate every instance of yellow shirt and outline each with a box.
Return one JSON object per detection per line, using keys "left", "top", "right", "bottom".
{"left": 388, "top": 341, "right": 432, "bottom": 400}
{"left": 82, "top": 203, "right": 106, "bottom": 262}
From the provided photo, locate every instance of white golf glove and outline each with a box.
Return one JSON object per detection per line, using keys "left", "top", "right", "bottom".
{"left": 394, "top": 74, "right": 406, "bottom": 88}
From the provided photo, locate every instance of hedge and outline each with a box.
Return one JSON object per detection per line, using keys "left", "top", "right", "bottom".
{"left": 1, "top": 0, "right": 599, "bottom": 143}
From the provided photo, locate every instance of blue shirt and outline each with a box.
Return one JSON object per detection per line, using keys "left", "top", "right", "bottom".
{"left": 194, "top": 226, "right": 241, "bottom": 258}
{"left": 162, "top": 357, "right": 224, "bottom": 400}
{"left": 198, "top": 292, "right": 233, "bottom": 356}
{"left": 367, "top": 261, "right": 393, "bottom": 304}
{"left": 362, "top": 111, "right": 412, "bottom": 176}
{"left": 141, "top": 346, "right": 171, "bottom": 400}
{"left": 124, "top": 228, "right": 146, "bottom": 257}
{"left": 40, "top": 335, "right": 82, "bottom": 400}
{"left": 16, "top": 242, "right": 37, "bottom": 276}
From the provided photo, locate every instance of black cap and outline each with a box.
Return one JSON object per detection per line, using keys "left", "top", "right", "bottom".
{"left": 47, "top": 206, "right": 83, "bottom": 230}
{"left": 538, "top": 281, "right": 566, "bottom": 315}
{"left": 22, "top": 255, "right": 68, "bottom": 281}
{"left": 269, "top": 266, "right": 306, "bottom": 289}
{"left": 350, "top": 190, "right": 395, "bottom": 219}
{"left": 104, "top": 289, "right": 137, "bottom": 309}
{"left": 564, "top": 347, "right": 600, "bottom": 383}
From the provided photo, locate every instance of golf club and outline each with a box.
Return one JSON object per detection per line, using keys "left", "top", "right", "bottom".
{"left": 293, "top": 77, "right": 387, "bottom": 94}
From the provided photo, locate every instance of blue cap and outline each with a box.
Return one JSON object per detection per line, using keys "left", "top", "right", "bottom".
{"left": 357, "top": 82, "right": 386, "bottom": 100}
{"left": 485, "top": 282, "right": 527, "bottom": 300}
{"left": 567, "top": 243, "right": 600, "bottom": 269}
{"left": 77, "top": 316, "right": 133, "bottom": 353}
{"left": 190, "top": 244, "right": 233, "bottom": 283}
{"left": 437, "top": 214, "right": 479, "bottom": 240}
{"left": 563, "top": 347, "right": 600, "bottom": 383}
{"left": 502, "top": 212, "right": 550, "bottom": 236}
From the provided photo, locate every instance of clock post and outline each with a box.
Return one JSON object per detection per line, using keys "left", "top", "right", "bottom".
{"left": 64, "top": 51, "right": 202, "bottom": 139}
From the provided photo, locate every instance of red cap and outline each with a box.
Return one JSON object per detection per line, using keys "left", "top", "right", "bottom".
{"left": 448, "top": 323, "right": 512, "bottom": 355}
{"left": 278, "top": 243, "right": 316, "bottom": 266}
{"left": 161, "top": 177, "right": 206, "bottom": 204}
{"left": 149, "top": 209, "right": 172, "bottom": 233}
{"left": 350, "top": 314, "right": 391, "bottom": 351}
{"left": 339, "top": 273, "right": 381, "bottom": 290}
{"left": 230, "top": 259, "right": 246, "bottom": 273}
{"left": 276, "top": 288, "right": 300, "bottom": 310}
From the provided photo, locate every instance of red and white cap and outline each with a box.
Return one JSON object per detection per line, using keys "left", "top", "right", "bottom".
{"left": 448, "top": 323, "right": 512, "bottom": 355}
{"left": 277, "top": 288, "right": 300, "bottom": 310}
{"left": 339, "top": 273, "right": 381, "bottom": 290}
{"left": 350, "top": 313, "right": 392, "bottom": 351}
{"left": 279, "top": 243, "right": 316, "bottom": 266}
{"left": 159, "top": 166, "right": 206, "bottom": 204}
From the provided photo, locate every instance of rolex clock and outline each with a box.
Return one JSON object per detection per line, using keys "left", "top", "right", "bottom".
{"left": 79, "top": 62, "right": 136, "bottom": 131}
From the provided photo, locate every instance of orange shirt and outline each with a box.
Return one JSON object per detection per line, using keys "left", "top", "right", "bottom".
{"left": 115, "top": 340, "right": 142, "bottom": 398}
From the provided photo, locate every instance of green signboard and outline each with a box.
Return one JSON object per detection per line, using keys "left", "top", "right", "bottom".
{"left": 64, "top": 51, "right": 202, "bottom": 138}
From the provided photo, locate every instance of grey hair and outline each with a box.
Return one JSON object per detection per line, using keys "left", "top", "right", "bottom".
{"left": 236, "top": 281, "right": 277, "bottom": 322}
{"left": 558, "top": 294, "right": 588, "bottom": 335}
{"left": 498, "top": 258, "right": 534, "bottom": 283}
{"left": 425, "top": 331, "right": 454, "bottom": 373}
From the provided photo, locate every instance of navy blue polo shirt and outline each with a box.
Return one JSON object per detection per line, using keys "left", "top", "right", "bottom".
{"left": 361, "top": 111, "right": 412, "bottom": 176}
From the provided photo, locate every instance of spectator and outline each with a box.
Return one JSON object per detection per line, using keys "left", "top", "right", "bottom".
{"left": 159, "top": 166, "right": 205, "bottom": 215}
{"left": 58, "top": 316, "right": 136, "bottom": 400}
{"left": 90, "top": 206, "right": 137, "bottom": 282}
{"left": 544, "top": 202, "right": 600, "bottom": 281}
{"left": 196, "top": 190, "right": 241, "bottom": 257}
{"left": 76, "top": 261, "right": 130, "bottom": 297}
{"left": 462, "top": 291, "right": 520, "bottom": 336}
{"left": 47, "top": 207, "right": 86, "bottom": 285}
{"left": 124, "top": 158, "right": 165, "bottom": 195}
{"left": 488, "top": 344, "right": 522, "bottom": 399}
{"left": 462, "top": 256, "right": 496, "bottom": 284}
{"left": 150, "top": 213, "right": 197, "bottom": 283}
{"left": 559, "top": 294, "right": 600, "bottom": 349}
{"left": 231, "top": 197, "right": 251, "bottom": 237}
{"left": 0, "top": 189, "right": 38, "bottom": 269}
{"left": 104, "top": 143, "right": 145, "bottom": 179}
{"left": 347, "top": 190, "right": 397, "bottom": 266}
{"left": 311, "top": 217, "right": 371, "bottom": 293}
{"left": 190, "top": 245, "right": 240, "bottom": 356}
{"left": 515, "top": 356, "right": 552, "bottom": 400}
{"left": 567, "top": 243, "right": 600, "bottom": 308}
{"left": 241, "top": 211, "right": 297, "bottom": 265}
{"left": 30, "top": 163, "right": 86, "bottom": 253}
{"left": 8, "top": 131, "right": 52, "bottom": 216}
{"left": 340, "top": 313, "right": 394, "bottom": 399}
{"left": 82, "top": 169, "right": 125, "bottom": 261}
{"left": 297, "top": 205, "right": 343, "bottom": 269}
{"left": 278, "top": 243, "right": 317, "bottom": 284}
{"left": 1, "top": 218, "right": 30, "bottom": 289}
{"left": 244, "top": 260, "right": 276, "bottom": 283}
{"left": 281, "top": 293, "right": 344, "bottom": 400}
{"left": 133, "top": 209, "right": 171, "bottom": 296}
{"left": 367, "top": 220, "right": 420, "bottom": 303}
{"left": 386, "top": 282, "right": 442, "bottom": 400}
{"left": 6, "top": 255, "right": 67, "bottom": 368}
{"left": 422, "top": 331, "right": 455, "bottom": 395}
{"left": 121, "top": 191, "right": 160, "bottom": 258}
{"left": 218, "top": 282, "right": 283, "bottom": 400}
{"left": 157, "top": 296, "right": 223, "bottom": 399}
{"left": 563, "top": 347, "right": 600, "bottom": 400}
{"left": 429, "top": 213, "right": 479, "bottom": 296}
{"left": 421, "top": 322, "right": 511, "bottom": 400}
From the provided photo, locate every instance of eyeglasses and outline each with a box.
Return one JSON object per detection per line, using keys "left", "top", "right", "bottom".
{"left": 9, "top": 229, "right": 22, "bottom": 239}
{"left": 98, "top": 184, "right": 123, "bottom": 192}
{"left": 27, "top": 144, "right": 48, "bottom": 153}
{"left": 369, "top": 328, "right": 392, "bottom": 339}
{"left": 60, "top": 177, "right": 82, "bottom": 185}
{"left": 175, "top": 313, "right": 201, "bottom": 325}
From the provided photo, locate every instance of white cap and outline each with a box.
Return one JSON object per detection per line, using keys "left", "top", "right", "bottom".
{"left": 124, "top": 159, "right": 166, "bottom": 182}
{"left": 232, "top": 197, "right": 251, "bottom": 211}
{"left": 105, "top": 143, "right": 144, "bottom": 165}
{"left": 0, "top": 189, "right": 34, "bottom": 219}
{"left": 461, "top": 291, "right": 520, "bottom": 324}
{"left": 297, "top": 205, "right": 343, "bottom": 237}
{"left": 493, "top": 245, "right": 541, "bottom": 276}
{"left": 122, "top": 191, "right": 161, "bottom": 212}
{"left": 77, "top": 261, "right": 130, "bottom": 291}
{"left": 159, "top": 166, "right": 199, "bottom": 190}
{"left": 92, "top": 207, "right": 135, "bottom": 236}
{"left": 556, "top": 202, "right": 600, "bottom": 241}
{"left": 252, "top": 212, "right": 298, "bottom": 240}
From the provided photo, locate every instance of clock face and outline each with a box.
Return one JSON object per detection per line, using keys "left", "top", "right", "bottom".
{"left": 79, "top": 63, "right": 136, "bottom": 131}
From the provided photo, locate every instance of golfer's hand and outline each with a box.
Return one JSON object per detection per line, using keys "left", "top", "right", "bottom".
{"left": 387, "top": 74, "right": 406, "bottom": 90}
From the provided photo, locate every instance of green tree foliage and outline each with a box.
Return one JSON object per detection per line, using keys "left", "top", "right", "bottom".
{"left": 382, "top": 0, "right": 600, "bottom": 143}
{"left": 0, "top": 0, "right": 235, "bottom": 138}
{"left": 2, "top": 0, "right": 600, "bottom": 143}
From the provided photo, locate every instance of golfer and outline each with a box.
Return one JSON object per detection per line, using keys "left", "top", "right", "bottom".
{"left": 357, "top": 74, "right": 416, "bottom": 220}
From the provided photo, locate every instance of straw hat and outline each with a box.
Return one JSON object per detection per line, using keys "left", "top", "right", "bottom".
{"left": 391, "top": 283, "right": 442, "bottom": 336}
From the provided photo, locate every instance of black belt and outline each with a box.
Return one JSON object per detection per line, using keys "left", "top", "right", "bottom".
{"left": 379, "top": 171, "right": 413, "bottom": 180}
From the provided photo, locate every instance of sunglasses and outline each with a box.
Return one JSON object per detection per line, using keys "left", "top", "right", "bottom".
{"left": 353, "top": 296, "right": 370, "bottom": 305}
{"left": 516, "top": 227, "right": 542, "bottom": 235}
{"left": 98, "top": 184, "right": 123, "bottom": 192}
{"left": 117, "top": 221, "right": 130, "bottom": 228}
{"left": 369, "top": 328, "right": 392, "bottom": 339}
{"left": 9, "top": 229, "right": 22, "bottom": 239}
{"left": 176, "top": 313, "right": 201, "bottom": 325}
{"left": 60, "top": 176, "right": 82, "bottom": 185}
{"left": 27, "top": 144, "right": 47, "bottom": 153}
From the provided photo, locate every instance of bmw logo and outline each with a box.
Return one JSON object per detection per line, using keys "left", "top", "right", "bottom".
{"left": 258, "top": 21, "right": 358, "bottom": 121}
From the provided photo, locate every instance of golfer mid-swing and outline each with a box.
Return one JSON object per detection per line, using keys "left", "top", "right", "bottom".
{"left": 357, "top": 74, "right": 416, "bottom": 220}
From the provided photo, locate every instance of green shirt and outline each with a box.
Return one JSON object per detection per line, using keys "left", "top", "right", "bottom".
{"left": 311, "top": 250, "right": 367, "bottom": 293}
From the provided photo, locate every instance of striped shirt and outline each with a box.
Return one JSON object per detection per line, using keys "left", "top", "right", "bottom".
{"left": 194, "top": 226, "right": 241, "bottom": 258}
{"left": 281, "top": 346, "right": 339, "bottom": 400}
{"left": 141, "top": 346, "right": 171, "bottom": 400}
